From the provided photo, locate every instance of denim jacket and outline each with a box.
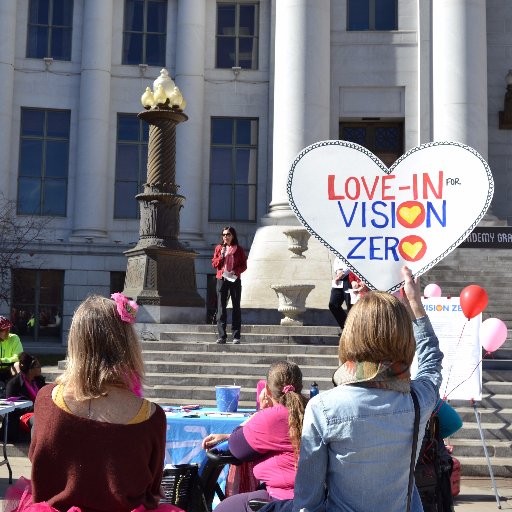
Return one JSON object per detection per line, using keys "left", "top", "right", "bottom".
{"left": 292, "top": 316, "right": 443, "bottom": 512}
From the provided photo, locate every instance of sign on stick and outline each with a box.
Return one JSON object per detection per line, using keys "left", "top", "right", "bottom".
{"left": 288, "top": 141, "right": 494, "bottom": 291}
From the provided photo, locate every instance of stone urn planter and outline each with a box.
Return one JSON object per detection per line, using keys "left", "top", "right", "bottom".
{"left": 270, "top": 283, "right": 315, "bottom": 325}
{"left": 282, "top": 227, "right": 311, "bottom": 258}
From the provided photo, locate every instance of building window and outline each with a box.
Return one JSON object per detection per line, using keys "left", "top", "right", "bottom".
{"left": 347, "top": 0, "right": 397, "bottom": 31}
{"left": 27, "top": 0, "right": 73, "bottom": 60}
{"left": 340, "top": 121, "right": 404, "bottom": 167}
{"left": 216, "top": 3, "right": 258, "bottom": 69}
{"left": 209, "top": 118, "right": 258, "bottom": 222}
{"left": 114, "top": 114, "right": 149, "bottom": 219}
{"left": 11, "top": 269, "right": 64, "bottom": 342}
{"left": 123, "top": 0, "right": 167, "bottom": 66}
{"left": 18, "top": 108, "right": 70, "bottom": 216}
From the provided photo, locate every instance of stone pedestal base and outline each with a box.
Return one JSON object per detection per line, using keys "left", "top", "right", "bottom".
{"left": 240, "top": 223, "right": 334, "bottom": 323}
{"left": 123, "top": 245, "right": 205, "bottom": 314}
{"left": 136, "top": 305, "right": 205, "bottom": 324}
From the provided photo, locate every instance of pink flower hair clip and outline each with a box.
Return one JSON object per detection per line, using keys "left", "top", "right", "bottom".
{"left": 111, "top": 293, "right": 139, "bottom": 324}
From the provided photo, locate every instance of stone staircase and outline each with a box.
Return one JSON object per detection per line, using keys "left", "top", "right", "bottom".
{"left": 423, "top": 249, "right": 512, "bottom": 323}
{"left": 137, "top": 324, "right": 340, "bottom": 407}
{"left": 44, "top": 321, "right": 512, "bottom": 477}
{"left": 447, "top": 370, "right": 512, "bottom": 477}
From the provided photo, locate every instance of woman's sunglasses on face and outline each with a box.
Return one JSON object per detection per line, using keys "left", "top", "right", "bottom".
{"left": 222, "top": 233, "right": 232, "bottom": 238}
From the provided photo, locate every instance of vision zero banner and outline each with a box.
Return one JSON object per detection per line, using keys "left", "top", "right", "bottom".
{"left": 412, "top": 297, "right": 482, "bottom": 401}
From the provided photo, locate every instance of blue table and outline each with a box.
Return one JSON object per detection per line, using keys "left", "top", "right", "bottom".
{"left": 163, "top": 406, "right": 254, "bottom": 507}
{"left": 0, "top": 400, "right": 33, "bottom": 483}
{"left": 164, "top": 407, "right": 254, "bottom": 466}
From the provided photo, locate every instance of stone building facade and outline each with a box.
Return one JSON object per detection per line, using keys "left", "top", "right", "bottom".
{"left": 0, "top": 0, "right": 511, "bottom": 342}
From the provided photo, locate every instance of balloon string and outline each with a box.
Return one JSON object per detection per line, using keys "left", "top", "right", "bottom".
{"left": 431, "top": 350, "right": 488, "bottom": 418}
{"left": 442, "top": 319, "right": 467, "bottom": 398}
{"left": 444, "top": 352, "right": 488, "bottom": 399}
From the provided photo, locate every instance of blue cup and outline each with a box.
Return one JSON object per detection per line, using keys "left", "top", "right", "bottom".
{"left": 215, "top": 385, "right": 241, "bottom": 412}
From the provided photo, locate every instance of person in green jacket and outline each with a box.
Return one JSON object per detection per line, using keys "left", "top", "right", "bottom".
{"left": 0, "top": 316, "right": 23, "bottom": 385}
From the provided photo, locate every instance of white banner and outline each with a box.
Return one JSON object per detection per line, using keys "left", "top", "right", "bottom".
{"left": 412, "top": 297, "right": 482, "bottom": 401}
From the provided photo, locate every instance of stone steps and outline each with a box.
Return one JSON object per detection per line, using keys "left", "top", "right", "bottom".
{"left": 453, "top": 457, "right": 512, "bottom": 477}
{"left": 44, "top": 322, "right": 512, "bottom": 478}
{"left": 423, "top": 249, "right": 512, "bottom": 325}
{"left": 143, "top": 360, "right": 337, "bottom": 379}
{"left": 159, "top": 331, "right": 339, "bottom": 345}
{"left": 453, "top": 406, "right": 512, "bottom": 423}
{"left": 142, "top": 349, "right": 338, "bottom": 366}
{"left": 446, "top": 438, "right": 512, "bottom": 458}
{"left": 140, "top": 340, "right": 340, "bottom": 355}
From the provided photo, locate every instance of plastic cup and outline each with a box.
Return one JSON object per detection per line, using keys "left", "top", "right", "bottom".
{"left": 215, "top": 385, "right": 241, "bottom": 412}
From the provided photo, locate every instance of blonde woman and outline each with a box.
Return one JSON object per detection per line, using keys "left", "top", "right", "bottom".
{"left": 8, "top": 294, "right": 182, "bottom": 512}
{"left": 202, "top": 361, "right": 308, "bottom": 512}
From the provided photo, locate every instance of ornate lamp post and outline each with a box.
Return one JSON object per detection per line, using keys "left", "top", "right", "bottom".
{"left": 123, "top": 69, "right": 205, "bottom": 323}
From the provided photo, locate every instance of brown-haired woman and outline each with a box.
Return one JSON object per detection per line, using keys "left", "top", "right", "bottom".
{"left": 202, "top": 361, "right": 308, "bottom": 512}
{"left": 292, "top": 266, "right": 444, "bottom": 512}
{"left": 211, "top": 226, "right": 247, "bottom": 344}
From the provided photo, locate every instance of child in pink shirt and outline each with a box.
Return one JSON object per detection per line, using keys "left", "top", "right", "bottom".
{"left": 201, "top": 362, "right": 308, "bottom": 512}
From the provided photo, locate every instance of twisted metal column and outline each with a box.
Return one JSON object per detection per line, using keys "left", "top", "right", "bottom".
{"left": 123, "top": 107, "right": 205, "bottom": 309}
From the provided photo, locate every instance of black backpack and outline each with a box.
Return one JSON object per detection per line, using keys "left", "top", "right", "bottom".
{"left": 414, "top": 415, "right": 454, "bottom": 512}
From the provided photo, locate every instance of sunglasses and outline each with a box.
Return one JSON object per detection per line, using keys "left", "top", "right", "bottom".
{"left": 222, "top": 233, "right": 232, "bottom": 237}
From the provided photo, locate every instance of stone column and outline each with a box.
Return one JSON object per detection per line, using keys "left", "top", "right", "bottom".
{"left": 71, "top": 0, "right": 113, "bottom": 239}
{"left": 432, "top": 0, "right": 487, "bottom": 159}
{"left": 268, "top": 0, "right": 331, "bottom": 219}
{"left": 174, "top": 0, "right": 206, "bottom": 243}
{"left": 433, "top": 0, "right": 501, "bottom": 224}
{"left": 241, "top": 0, "right": 334, "bottom": 324}
{"left": 0, "top": 1, "right": 16, "bottom": 195}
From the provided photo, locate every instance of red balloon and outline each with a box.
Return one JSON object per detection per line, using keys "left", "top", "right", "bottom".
{"left": 460, "top": 285, "right": 488, "bottom": 319}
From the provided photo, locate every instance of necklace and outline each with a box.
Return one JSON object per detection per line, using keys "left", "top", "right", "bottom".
{"left": 88, "top": 399, "right": 92, "bottom": 419}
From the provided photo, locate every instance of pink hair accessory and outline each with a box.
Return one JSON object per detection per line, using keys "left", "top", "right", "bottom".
{"left": 111, "top": 293, "right": 138, "bottom": 324}
{"left": 282, "top": 385, "right": 295, "bottom": 394}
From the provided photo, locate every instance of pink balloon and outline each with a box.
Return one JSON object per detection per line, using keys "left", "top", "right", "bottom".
{"left": 480, "top": 318, "right": 508, "bottom": 353}
{"left": 424, "top": 283, "right": 442, "bottom": 298}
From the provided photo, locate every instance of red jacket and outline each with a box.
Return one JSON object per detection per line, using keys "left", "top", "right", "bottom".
{"left": 212, "top": 244, "right": 247, "bottom": 279}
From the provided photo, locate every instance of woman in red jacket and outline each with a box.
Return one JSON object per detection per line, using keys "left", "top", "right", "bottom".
{"left": 212, "top": 226, "right": 247, "bottom": 344}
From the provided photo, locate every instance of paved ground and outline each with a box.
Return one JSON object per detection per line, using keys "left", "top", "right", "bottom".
{"left": 0, "top": 454, "right": 509, "bottom": 510}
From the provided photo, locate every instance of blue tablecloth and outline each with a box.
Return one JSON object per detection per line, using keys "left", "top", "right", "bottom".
{"left": 164, "top": 407, "right": 254, "bottom": 466}
{"left": 163, "top": 406, "right": 255, "bottom": 508}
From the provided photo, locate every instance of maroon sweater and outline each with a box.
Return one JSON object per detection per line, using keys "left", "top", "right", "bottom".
{"left": 29, "top": 384, "right": 166, "bottom": 512}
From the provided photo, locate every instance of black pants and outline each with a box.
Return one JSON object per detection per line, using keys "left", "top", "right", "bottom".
{"left": 216, "top": 277, "right": 242, "bottom": 340}
{"left": 328, "top": 286, "right": 352, "bottom": 329}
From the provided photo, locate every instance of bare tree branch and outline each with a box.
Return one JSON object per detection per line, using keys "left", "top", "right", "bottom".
{"left": 0, "top": 195, "right": 51, "bottom": 306}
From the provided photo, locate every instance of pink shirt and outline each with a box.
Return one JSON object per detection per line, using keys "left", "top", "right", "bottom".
{"left": 242, "top": 404, "right": 296, "bottom": 500}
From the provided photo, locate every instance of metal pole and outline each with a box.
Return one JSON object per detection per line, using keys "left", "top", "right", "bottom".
{"left": 472, "top": 400, "right": 501, "bottom": 509}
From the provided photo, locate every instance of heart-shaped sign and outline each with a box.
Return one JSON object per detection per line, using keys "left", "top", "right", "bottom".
{"left": 287, "top": 141, "right": 494, "bottom": 291}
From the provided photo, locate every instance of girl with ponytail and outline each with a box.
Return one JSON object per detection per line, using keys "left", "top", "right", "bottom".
{"left": 201, "top": 361, "right": 308, "bottom": 512}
